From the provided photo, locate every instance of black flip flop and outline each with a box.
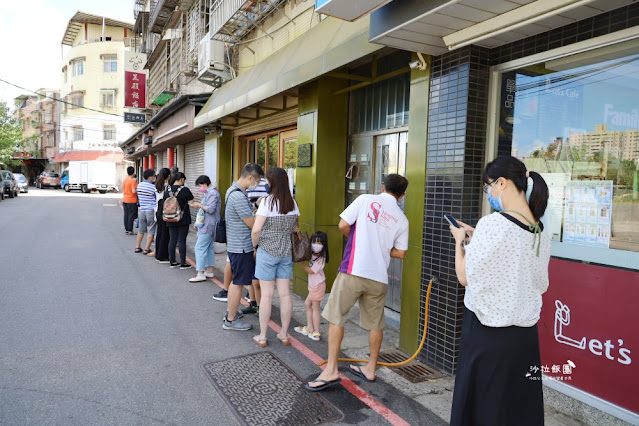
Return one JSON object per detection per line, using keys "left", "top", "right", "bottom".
{"left": 348, "top": 365, "right": 376, "bottom": 382}
{"left": 134, "top": 248, "right": 143, "bottom": 253}
{"left": 304, "top": 378, "right": 342, "bottom": 392}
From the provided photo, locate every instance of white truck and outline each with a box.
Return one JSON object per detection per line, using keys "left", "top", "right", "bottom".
{"left": 61, "top": 161, "right": 118, "bottom": 194}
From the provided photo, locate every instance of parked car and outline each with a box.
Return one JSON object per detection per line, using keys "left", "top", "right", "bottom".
{"left": 0, "top": 170, "right": 19, "bottom": 198}
{"left": 13, "top": 173, "right": 28, "bottom": 193}
{"left": 36, "top": 172, "right": 61, "bottom": 189}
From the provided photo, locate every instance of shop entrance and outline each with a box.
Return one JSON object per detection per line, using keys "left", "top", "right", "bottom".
{"left": 239, "top": 127, "right": 298, "bottom": 194}
{"left": 346, "top": 130, "right": 408, "bottom": 312}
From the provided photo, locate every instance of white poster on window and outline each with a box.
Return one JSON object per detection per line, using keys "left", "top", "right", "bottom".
{"left": 563, "top": 180, "right": 613, "bottom": 248}
{"left": 539, "top": 173, "right": 571, "bottom": 241}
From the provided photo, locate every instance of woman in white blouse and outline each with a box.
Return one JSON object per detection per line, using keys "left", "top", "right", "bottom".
{"left": 449, "top": 155, "right": 551, "bottom": 426}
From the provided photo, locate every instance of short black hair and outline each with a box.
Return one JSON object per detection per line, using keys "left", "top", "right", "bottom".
{"left": 195, "top": 175, "right": 211, "bottom": 186}
{"left": 143, "top": 169, "right": 155, "bottom": 180}
{"left": 127, "top": 166, "right": 135, "bottom": 176}
{"left": 384, "top": 174, "right": 408, "bottom": 197}
{"left": 240, "top": 163, "right": 264, "bottom": 180}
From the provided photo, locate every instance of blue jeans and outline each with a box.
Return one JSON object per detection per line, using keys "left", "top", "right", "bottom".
{"left": 195, "top": 233, "right": 215, "bottom": 271}
{"left": 255, "top": 247, "right": 293, "bottom": 281}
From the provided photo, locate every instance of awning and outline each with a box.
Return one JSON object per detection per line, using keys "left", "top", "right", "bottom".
{"left": 52, "top": 150, "right": 124, "bottom": 163}
{"left": 369, "top": 0, "right": 636, "bottom": 54}
{"left": 194, "top": 15, "right": 383, "bottom": 128}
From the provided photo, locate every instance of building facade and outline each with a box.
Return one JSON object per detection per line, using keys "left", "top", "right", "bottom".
{"left": 13, "top": 89, "right": 61, "bottom": 180}
{"left": 189, "top": 0, "right": 639, "bottom": 424}
{"left": 59, "top": 12, "right": 139, "bottom": 153}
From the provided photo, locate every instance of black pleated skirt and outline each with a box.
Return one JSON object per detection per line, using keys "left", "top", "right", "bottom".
{"left": 450, "top": 307, "right": 544, "bottom": 426}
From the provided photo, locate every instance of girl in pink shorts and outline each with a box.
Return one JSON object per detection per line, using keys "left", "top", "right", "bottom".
{"left": 294, "top": 231, "right": 329, "bottom": 341}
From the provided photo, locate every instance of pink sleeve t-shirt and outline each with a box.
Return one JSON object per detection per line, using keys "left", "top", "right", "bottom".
{"left": 307, "top": 255, "right": 326, "bottom": 288}
{"left": 338, "top": 193, "right": 409, "bottom": 285}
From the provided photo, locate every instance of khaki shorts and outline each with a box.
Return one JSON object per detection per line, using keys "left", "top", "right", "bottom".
{"left": 322, "top": 273, "right": 388, "bottom": 330}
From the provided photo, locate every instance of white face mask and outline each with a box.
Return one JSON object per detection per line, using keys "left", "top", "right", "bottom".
{"left": 311, "top": 243, "right": 323, "bottom": 253}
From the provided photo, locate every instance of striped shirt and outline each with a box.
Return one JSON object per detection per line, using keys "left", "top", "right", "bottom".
{"left": 137, "top": 180, "right": 157, "bottom": 211}
{"left": 225, "top": 182, "right": 254, "bottom": 253}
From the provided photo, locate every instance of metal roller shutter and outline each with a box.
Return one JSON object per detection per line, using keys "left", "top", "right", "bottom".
{"left": 184, "top": 139, "right": 205, "bottom": 224}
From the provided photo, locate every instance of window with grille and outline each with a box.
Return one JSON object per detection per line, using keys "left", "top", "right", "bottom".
{"left": 69, "top": 94, "right": 84, "bottom": 109}
{"left": 103, "top": 55, "right": 117, "bottom": 72}
{"left": 100, "top": 90, "right": 116, "bottom": 107}
{"left": 72, "top": 59, "right": 84, "bottom": 76}
{"left": 103, "top": 125, "right": 116, "bottom": 141}
{"left": 72, "top": 126, "right": 84, "bottom": 141}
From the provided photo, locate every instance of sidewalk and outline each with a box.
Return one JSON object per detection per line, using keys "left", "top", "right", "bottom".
{"left": 182, "top": 232, "right": 604, "bottom": 426}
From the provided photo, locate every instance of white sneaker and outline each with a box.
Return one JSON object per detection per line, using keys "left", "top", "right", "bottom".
{"left": 204, "top": 272, "right": 215, "bottom": 278}
{"left": 189, "top": 274, "right": 207, "bottom": 283}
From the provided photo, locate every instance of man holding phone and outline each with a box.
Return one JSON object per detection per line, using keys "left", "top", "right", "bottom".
{"left": 306, "top": 174, "right": 409, "bottom": 391}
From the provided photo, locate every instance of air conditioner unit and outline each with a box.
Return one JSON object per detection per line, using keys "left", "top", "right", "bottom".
{"left": 197, "top": 37, "right": 232, "bottom": 88}
{"left": 127, "top": 147, "right": 135, "bottom": 154}
{"left": 198, "top": 37, "right": 226, "bottom": 74}
{"left": 144, "top": 135, "right": 153, "bottom": 145}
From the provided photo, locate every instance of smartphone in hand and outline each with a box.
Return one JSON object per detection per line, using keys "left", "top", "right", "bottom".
{"left": 444, "top": 214, "right": 460, "bottom": 228}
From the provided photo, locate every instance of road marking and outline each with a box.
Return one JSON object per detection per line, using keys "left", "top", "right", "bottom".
{"left": 185, "top": 255, "right": 410, "bottom": 426}
{"left": 103, "top": 204, "right": 117, "bottom": 206}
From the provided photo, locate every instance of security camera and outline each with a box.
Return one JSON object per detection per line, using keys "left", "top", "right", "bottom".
{"left": 408, "top": 52, "right": 427, "bottom": 71}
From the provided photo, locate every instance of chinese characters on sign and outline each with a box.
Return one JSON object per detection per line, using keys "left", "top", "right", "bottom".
{"left": 124, "top": 112, "right": 146, "bottom": 124}
{"left": 124, "top": 52, "right": 147, "bottom": 110}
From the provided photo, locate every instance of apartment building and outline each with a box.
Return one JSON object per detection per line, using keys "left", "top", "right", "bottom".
{"left": 58, "top": 12, "right": 139, "bottom": 153}
{"left": 13, "top": 89, "right": 61, "bottom": 180}
{"left": 121, "top": 0, "right": 215, "bottom": 219}
{"left": 569, "top": 124, "right": 639, "bottom": 162}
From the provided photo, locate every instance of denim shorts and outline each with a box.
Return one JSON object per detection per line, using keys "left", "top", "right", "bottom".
{"left": 255, "top": 247, "right": 293, "bottom": 281}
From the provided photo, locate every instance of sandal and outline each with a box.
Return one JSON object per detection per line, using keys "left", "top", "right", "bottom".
{"left": 253, "top": 335, "right": 268, "bottom": 348}
{"left": 308, "top": 332, "right": 320, "bottom": 341}
{"left": 277, "top": 334, "right": 291, "bottom": 346}
{"left": 294, "top": 326, "right": 311, "bottom": 336}
{"left": 143, "top": 249, "right": 152, "bottom": 255}
{"left": 134, "top": 248, "right": 143, "bottom": 253}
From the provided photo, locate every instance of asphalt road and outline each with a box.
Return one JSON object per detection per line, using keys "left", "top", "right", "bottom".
{"left": 0, "top": 188, "right": 444, "bottom": 425}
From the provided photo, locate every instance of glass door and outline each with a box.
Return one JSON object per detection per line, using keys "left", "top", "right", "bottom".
{"left": 375, "top": 131, "right": 408, "bottom": 312}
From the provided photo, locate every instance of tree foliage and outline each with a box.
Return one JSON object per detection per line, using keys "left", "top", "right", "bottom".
{"left": 0, "top": 100, "right": 23, "bottom": 167}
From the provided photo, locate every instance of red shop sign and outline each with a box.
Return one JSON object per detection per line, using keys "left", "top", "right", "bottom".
{"left": 538, "top": 258, "right": 639, "bottom": 414}
{"left": 125, "top": 71, "right": 146, "bottom": 109}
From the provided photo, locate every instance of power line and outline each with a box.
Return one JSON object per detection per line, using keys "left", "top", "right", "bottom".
{"left": 0, "top": 77, "right": 124, "bottom": 118}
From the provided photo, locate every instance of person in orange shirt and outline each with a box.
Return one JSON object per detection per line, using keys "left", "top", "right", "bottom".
{"left": 122, "top": 166, "right": 138, "bottom": 235}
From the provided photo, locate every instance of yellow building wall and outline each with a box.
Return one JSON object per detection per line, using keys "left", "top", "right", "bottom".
{"left": 238, "top": 1, "right": 319, "bottom": 73}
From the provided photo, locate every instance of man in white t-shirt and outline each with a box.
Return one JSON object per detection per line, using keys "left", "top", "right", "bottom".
{"left": 306, "top": 174, "right": 409, "bottom": 391}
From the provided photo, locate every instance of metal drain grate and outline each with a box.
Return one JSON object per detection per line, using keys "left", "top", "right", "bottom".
{"left": 378, "top": 350, "right": 444, "bottom": 383}
{"left": 203, "top": 352, "right": 344, "bottom": 426}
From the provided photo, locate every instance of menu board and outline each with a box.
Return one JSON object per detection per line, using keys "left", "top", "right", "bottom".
{"left": 562, "top": 181, "right": 613, "bottom": 248}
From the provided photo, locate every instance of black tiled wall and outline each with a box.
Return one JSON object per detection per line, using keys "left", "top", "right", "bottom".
{"left": 419, "top": 46, "right": 490, "bottom": 374}
{"left": 419, "top": 3, "right": 639, "bottom": 375}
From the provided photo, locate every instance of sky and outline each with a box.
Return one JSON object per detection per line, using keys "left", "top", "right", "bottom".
{"left": 0, "top": 0, "right": 134, "bottom": 108}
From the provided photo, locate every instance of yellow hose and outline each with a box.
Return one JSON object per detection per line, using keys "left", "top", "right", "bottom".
{"left": 318, "top": 278, "right": 433, "bottom": 367}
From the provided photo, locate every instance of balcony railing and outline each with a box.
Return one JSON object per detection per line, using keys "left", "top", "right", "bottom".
{"left": 149, "top": 0, "right": 181, "bottom": 33}
{"left": 210, "top": 0, "right": 285, "bottom": 43}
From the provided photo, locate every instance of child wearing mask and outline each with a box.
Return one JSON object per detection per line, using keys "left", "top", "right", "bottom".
{"left": 294, "top": 231, "right": 329, "bottom": 341}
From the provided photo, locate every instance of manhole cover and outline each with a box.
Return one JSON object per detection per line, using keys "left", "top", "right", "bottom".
{"left": 203, "top": 352, "right": 344, "bottom": 426}
{"left": 378, "top": 350, "right": 444, "bottom": 383}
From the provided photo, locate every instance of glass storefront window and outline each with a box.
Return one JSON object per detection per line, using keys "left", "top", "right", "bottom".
{"left": 498, "top": 52, "right": 639, "bottom": 253}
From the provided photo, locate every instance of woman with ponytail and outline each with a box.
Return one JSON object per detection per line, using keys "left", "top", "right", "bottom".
{"left": 153, "top": 168, "right": 171, "bottom": 262}
{"left": 449, "top": 155, "right": 551, "bottom": 426}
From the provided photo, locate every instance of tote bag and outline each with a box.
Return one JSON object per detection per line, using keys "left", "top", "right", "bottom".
{"left": 291, "top": 231, "right": 312, "bottom": 262}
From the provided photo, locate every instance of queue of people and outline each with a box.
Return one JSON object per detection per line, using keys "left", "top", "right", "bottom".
{"left": 120, "top": 155, "right": 552, "bottom": 424}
